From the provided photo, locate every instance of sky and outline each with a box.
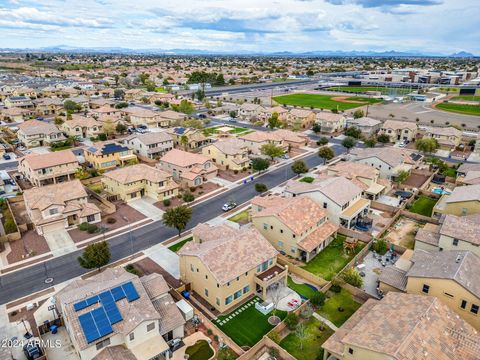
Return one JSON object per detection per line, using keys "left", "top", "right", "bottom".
{"left": 0, "top": 0, "right": 478, "bottom": 54}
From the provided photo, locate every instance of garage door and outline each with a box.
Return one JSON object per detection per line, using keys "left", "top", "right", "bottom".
{"left": 42, "top": 221, "right": 65, "bottom": 234}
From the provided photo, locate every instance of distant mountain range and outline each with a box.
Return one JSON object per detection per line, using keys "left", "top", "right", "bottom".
{"left": 0, "top": 46, "right": 477, "bottom": 58}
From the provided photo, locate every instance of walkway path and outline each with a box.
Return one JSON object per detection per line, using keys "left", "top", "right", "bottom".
{"left": 312, "top": 312, "right": 338, "bottom": 331}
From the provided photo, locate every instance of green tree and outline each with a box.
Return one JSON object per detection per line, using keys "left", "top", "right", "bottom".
{"left": 138, "top": 72, "right": 149, "bottom": 84}
{"left": 416, "top": 138, "right": 439, "bottom": 154}
{"left": 77, "top": 241, "right": 111, "bottom": 271}
{"left": 215, "top": 73, "right": 225, "bottom": 86}
{"left": 268, "top": 112, "right": 281, "bottom": 129}
{"left": 345, "top": 127, "right": 362, "bottom": 139}
{"left": 162, "top": 205, "right": 193, "bottom": 236}
{"left": 284, "top": 313, "right": 299, "bottom": 330}
{"left": 396, "top": 170, "right": 409, "bottom": 184}
{"left": 180, "top": 135, "right": 189, "bottom": 150}
{"left": 295, "top": 323, "right": 308, "bottom": 350}
{"left": 312, "top": 123, "right": 321, "bottom": 133}
{"left": 260, "top": 143, "right": 285, "bottom": 160}
{"left": 364, "top": 137, "right": 377, "bottom": 148}
{"left": 372, "top": 239, "right": 388, "bottom": 255}
{"left": 177, "top": 100, "right": 195, "bottom": 115}
{"left": 342, "top": 136, "right": 356, "bottom": 152}
{"left": 115, "top": 123, "right": 127, "bottom": 134}
{"left": 145, "top": 80, "right": 156, "bottom": 92}
{"left": 377, "top": 134, "right": 390, "bottom": 144}
{"left": 255, "top": 183, "right": 268, "bottom": 192}
{"left": 318, "top": 146, "right": 335, "bottom": 164}
{"left": 317, "top": 137, "right": 329, "bottom": 146}
{"left": 102, "top": 119, "right": 115, "bottom": 136}
{"left": 311, "top": 291, "right": 326, "bottom": 307}
{"left": 353, "top": 109, "right": 364, "bottom": 119}
{"left": 114, "top": 89, "right": 125, "bottom": 100}
{"left": 291, "top": 160, "right": 308, "bottom": 175}
{"left": 63, "top": 100, "right": 81, "bottom": 113}
{"left": 342, "top": 268, "right": 364, "bottom": 288}
{"left": 251, "top": 158, "right": 270, "bottom": 172}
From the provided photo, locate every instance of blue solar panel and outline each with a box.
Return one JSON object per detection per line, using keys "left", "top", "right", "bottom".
{"left": 122, "top": 282, "right": 140, "bottom": 302}
{"left": 78, "top": 312, "right": 100, "bottom": 344}
{"left": 104, "top": 302, "right": 123, "bottom": 324}
{"left": 111, "top": 286, "right": 126, "bottom": 301}
{"left": 73, "top": 300, "right": 88, "bottom": 312}
{"left": 91, "top": 307, "right": 113, "bottom": 338}
{"left": 86, "top": 295, "right": 99, "bottom": 306}
{"left": 101, "top": 143, "right": 129, "bottom": 155}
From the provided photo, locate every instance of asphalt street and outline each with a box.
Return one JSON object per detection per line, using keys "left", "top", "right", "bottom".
{"left": 0, "top": 149, "right": 338, "bottom": 305}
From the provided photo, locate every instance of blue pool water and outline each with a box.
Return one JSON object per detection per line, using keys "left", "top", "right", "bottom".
{"left": 432, "top": 188, "right": 451, "bottom": 195}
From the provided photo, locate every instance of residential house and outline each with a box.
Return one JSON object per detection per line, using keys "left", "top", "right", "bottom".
{"left": 238, "top": 131, "right": 286, "bottom": 154}
{"left": 432, "top": 184, "right": 480, "bottom": 217}
{"left": 456, "top": 163, "right": 480, "bottom": 185}
{"left": 54, "top": 268, "right": 185, "bottom": 360}
{"left": 34, "top": 98, "right": 64, "bottom": 116}
{"left": 251, "top": 195, "right": 338, "bottom": 262}
{"left": 423, "top": 126, "right": 462, "bottom": 150}
{"left": 178, "top": 223, "right": 286, "bottom": 313}
{"left": 18, "top": 150, "right": 80, "bottom": 187}
{"left": 260, "top": 106, "right": 289, "bottom": 122}
{"left": 124, "top": 89, "right": 145, "bottom": 101}
{"left": 316, "top": 112, "right": 346, "bottom": 133}
{"left": 158, "top": 149, "right": 217, "bottom": 187}
{"left": 348, "top": 147, "right": 419, "bottom": 180}
{"left": 123, "top": 107, "right": 161, "bottom": 128}
{"left": 84, "top": 141, "right": 137, "bottom": 170}
{"left": 346, "top": 116, "right": 382, "bottom": 136}
{"left": 287, "top": 108, "right": 315, "bottom": 129}
{"left": 89, "top": 97, "right": 114, "bottom": 109}
{"left": 61, "top": 115, "right": 102, "bottom": 139}
{"left": 90, "top": 105, "right": 122, "bottom": 119}
{"left": 202, "top": 138, "right": 250, "bottom": 171}
{"left": 415, "top": 214, "right": 480, "bottom": 256}
{"left": 17, "top": 119, "right": 66, "bottom": 148}
{"left": 167, "top": 127, "right": 210, "bottom": 150}
{"left": 238, "top": 103, "right": 265, "bottom": 121}
{"left": 272, "top": 129, "right": 308, "bottom": 148}
{"left": 327, "top": 161, "right": 390, "bottom": 200}
{"left": 23, "top": 180, "right": 101, "bottom": 235}
{"left": 157, "top": 110, "right": 187, "bottom": 128}
{"left": 322, "top": 292, "right": 480, "bottom": 360}
{"left": 0, "top": 107, "right": 34, "bottom": 123}
{"left": 283, "top": 176, "right": 370, "bottom": 228}
{"left": 379, "top": 249, "right": 480, "bottom": 330}
{"left": 4, "top": 96, "right": 34, "bottom": 109}
{"left": 66, "top": 95, "right": 90, "bottom": 111}
{"left": 123, "top": 132, "right": 174, "bottom": 160}
{"left": 102, "top": 164, "right": 178, "bottom": 202}
{"left": 379, "top": 120, "right": 418, "bottom": 142}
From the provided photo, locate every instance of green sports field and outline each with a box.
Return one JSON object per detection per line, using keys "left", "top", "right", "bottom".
{"left": 272, "top": 93, "right": 381, "bottom": 111}
{"left": 451, "top": 95, "right": 480, "bottom": 102}
{"left": 328, "top": 86, "right": 412, "bottom": 95}
{"left": 436, "top": 102, "right": 480, "bottom": 116}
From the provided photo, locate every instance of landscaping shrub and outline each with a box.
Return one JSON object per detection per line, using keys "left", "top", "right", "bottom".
{"left": 233, "top": 169, "right": 239, "bottom": 174}
{"left": 284, "top": 313, "right": 299, "bottom": 330}
{"left": 4, "top": 217, "right": 17, "bottom": 234}
{"left": 255, "top": 183, "right": 267, "bottom": 192}
{"left": 311, "top": 291, "right": 326, "bottom": 307}
{"left": 242, "top": 167, "right": 248, "bottom": 172}
{"left": 342, "top": 268, "right": 364, "bottom": 288}
{"left": 183, "top": 192, "right": 195, "bottom": 202}
{"left": 97, "top": 133, "right": 107, "bottom": 141}
{"left": 79, "top": 222, "right": 89, "bottom": 231}
{"left": 207, "top": 328, "right": 213, "bottom": 336}
{"left": 300, "top": 176, "right": 314, "bottom": 183}
{"left": 163, "top": 198, "right": 171, "bottom": 207}
{"left": 372, "top": 239, "right": 388, "bottom": 255}
{"left": 86, "top": 224, "right": 98, "bottom": 234}
{"left": 124, "top": 264, "right": 139, "bottom": 276}
{"left": 189, "top": 186, "right": 196, "bottom": 192}
{"left": 106, "top": 217, "right": 116, "bottom": 224}
{"left": 268, "top": 331, "right": 281, "bottom": 344}
{"left": 330, "top": 282, "right": 342, "bottom": 293}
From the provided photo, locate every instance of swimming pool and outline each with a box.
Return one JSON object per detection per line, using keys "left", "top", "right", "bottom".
{"left": 432, "top": 188, "right": 451, "bottom": 195}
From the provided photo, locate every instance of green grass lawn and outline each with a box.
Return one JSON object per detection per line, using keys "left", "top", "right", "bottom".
{"left": 442, "top": 167, "right": 457, "bottom": 178}
{"left": 328, "top": 86, "right": 411, "bottom": 95}
{"left": 216, "top": 297, "right": 287, "bottom": 347}
{"left": 436, "top": 102, "right": 480, "bottom": 116}
{"left": 203, "top": 127, "right": 219, "bottom": 136}
{"left": 228, "top": 210, "right": 250, "bottom": 223}
{"left": 287, "top": 276, "right": 317, "bottom": 300}
{"left": 154, "top": 87, "right": 167, "bottom": 93}
{"left": 87, "top": 183, "right": 103, "bottom": 194}
{"left": 317, "top": 289, "right": 361, "bottom": 327}
{"left": 168, "top": 237, "right": 193, "bottom": 252}
{"left": 409, "top": 196, "right": 438, "bottom": 217}
{"left": 451, "top": 95, "right": 480, "bottom": 101}
{"left": 185, "top": 340, "right": 214, "bottom": 360}
{"left": 436, "top": 87, "right": 459, "bottom": 93}
{"left": 279, "top": 317, "right": 334, "bottom": 360}
{"left": 272, "top": 93, "right": 378, "bottom": 111}
{"left": 229, "top": 127, "right": 249, "bottom": 134}
{"left": 299, "top": 176, "right": 315, "bottom": 183}
{"left": 302, "top": 236, "right": 365, "bottom": 281}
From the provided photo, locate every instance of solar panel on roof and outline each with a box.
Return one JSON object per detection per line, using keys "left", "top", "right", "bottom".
{"left": 91, "top": 307, "right": 113, "bottom": 338}
{"left": 78, "top": 312, "right": 100, "bottom": 344}
{"left": 104, "top": 302, "right": 123, "bottom": 324}
{"left": 110, "top": 286, "right": 126, "bottom": 301}
{"left": 86, "top": 295, "right": 99, "bottom": 306}
{"left": 73, "top": 300, "right": 88, "bottom": 312}
{"left": 122, "top": 281, "right": 140, "bottom": 302}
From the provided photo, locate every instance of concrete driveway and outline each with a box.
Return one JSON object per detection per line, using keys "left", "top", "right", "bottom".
{"left": 129, "top": 197, "right": 164, "bottom": 221}
{"left": 44, "top": 229, "right": 75, "bottom": 256}
{"left": 144, "top": 244, "right": 180, "bottom": 278}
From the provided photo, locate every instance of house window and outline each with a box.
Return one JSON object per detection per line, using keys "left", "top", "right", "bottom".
{"left": 87, "top": 214, "right": 95, "bottom": 222}
{"left": 243, "top": 285, "right": 250, "bottom": 294}
{"left": 129, "top": 332, "right": 134, "bottom": 341}
{"left": 216, "top": 298, "right": 220, "bottom": 306}
{"left": 422, "top": 284, "right": 430, "bottom": 294}
{"left": 278, "top": 241, "right": 283, "bottom": 247}
{"left": 348, "top": 348, "right": 354, "bottom": 355}
{"left": 190, "top": 264, "right": 194, "bottom": 272}
{"left": 280, "top": 229, "right": 283, "bottom": 233}
{"left": 96, "top": 338, "right": 111, "bottom": 350}
{"left": 204, "top": 288, "right": 209, "bottom": 297}
{"left": 452, "top": 239, "right": 459, "bottom": 246}
{"left": 49, "top": 208, "right": 58, "bottom": 215}
{"left": 234, "top": 290, "right": 242, "bottom": 299}
{"left": 444, "top": 292, "right": 454, "bottom": 298}
{"left": 291, "top": 247, "right": 296, "bottom": 254}
{"left": 471, "top": 304, "right": 479, "bottom": 315}
{"left": 263, "top": 223, "right": 268, "bottom": 230}
{"left": 225, "top": 295, "right": 233, "bottom": 305}
{"left": 461, "top": 300, "right": 467, "bottom": 309}
{"left": 323, "top": 202, "right": 327, "bottom": 209}
{"left": 205, "top": 275, "right": 208, "bottom": 280}
{"left": 147, "top": 322, "right": 155, "bottom": 332}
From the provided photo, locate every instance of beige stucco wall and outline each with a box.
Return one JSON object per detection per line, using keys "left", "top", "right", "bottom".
{"left": 102, "top": 176, "right": 178, "bottom": 202}
{"left": 202, "top": 145, "right": 249, "bottom": 171}
{"left": 434, "top": 200, "right": 480, "bottom": 217}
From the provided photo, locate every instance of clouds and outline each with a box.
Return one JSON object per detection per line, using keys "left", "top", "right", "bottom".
{"left": 0, "top": 0, "right": 478, "bottom": 55}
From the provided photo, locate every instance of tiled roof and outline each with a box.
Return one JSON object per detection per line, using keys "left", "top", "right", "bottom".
{"left": 179, "top": 223, "right": 278, "bottom": 285}
{"left": 125, "top": 131, "right": 173, "bottom": 145}
{"left": 152, "top": 293, "right": 186, "bottom": 334}
{"left": 348, "top": 116, "right": 382, "bottom": 127}
{"left": 425, "top": 126, "right": 462, "bottom": 137}
{"left": 64, "top": 115, "right": 99, "bottom": 129}
{"left": 160, "top": 149, "right": 211, "bottom": 167}
{"left": 103, "top": 164, "right": 175, "bottom": 185}
{"left": 414, "top": 227, "right": 440, "bottom": 246}
{"left": 378, "top": 266, "right": 408, "bottom": 291}
{"left": 296, "top": 221, "right": 339, "bottom": 252}
{"left": 272, "top": 129, "right": 307, "bottom": 143}
{"left": 382, "top": 120, "right": 417, "bottom": 131}
{"left": 323, "top": 292, "right": 480, "bottom": 360}
{"left": 93, "top": 346, "right": 136, "bottom": 360}
{"left": 289, "top": 108, "right": 313, "bottom": 117}
{"left": 440, "top": 214, "right": 480, "bottom": 245}
{"left": 316, "top": 112, "right": 344, "bottom": 122}
{"left": 17, "top": 119, "right": 62, "bottom": 135}
{"left": 349, "top": 147, "right": 417, "bottom": 167}
{"left": 210, "top": 138, "right": 249, "bottom": 155}
{"left": 19, "top": 149, "right": 78, "bottom": 170}
{"left": 24, "top": 179, "right": 88, "bottom": 211}
{"left": 444, "top": 184, "right": 480, "bottom": 204}
{"left": 328, "top": 161, "right": 379, "bottom": 180}
{"left": 239, "top": 131, "right": 282, "bottom": 143}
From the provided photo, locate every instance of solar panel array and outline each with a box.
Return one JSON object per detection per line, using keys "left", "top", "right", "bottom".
{"left": 73, "top": 281, "right": 140, "bottom": 343}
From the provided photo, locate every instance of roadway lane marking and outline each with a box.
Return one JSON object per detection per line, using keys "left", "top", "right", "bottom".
{"left": 415, "top": 110, "right": 434, "bottom": 114}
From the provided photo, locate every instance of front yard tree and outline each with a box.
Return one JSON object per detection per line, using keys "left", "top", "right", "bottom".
{"left": 163, "top": 205, "right": 193, "bottom": 236}
{"left": 64, "top": 100, "right": 82, "bottom": 113}
{"left": 396, "top": 170, "right": 409, "bottom": 185}
{"left": 364, "top": 137, "right": 377, "bottom": 148}
{"left": 377, "top": 134, "right": 390, "bottom": 144}
{"left": 344, "top": 126, "right": 362, "bottom": 139}
{"left": 77, "top": 241, "right": 111, "bottom": 271}
{"left": 260, "top": 143, "right": 284, "bottom": 161}
{"left": 251, "top": 158, "right": 270, "bottom": 172}
{"left": 114, "top": 89, "right": 125, "bottom": 100}
{"left": 291, "top": 160, "right": 308, "bottom": 175}
{"left": 341, "top": 136, "right": 356, "bottom": 153}
{"left": 268, "top": 112, "right": 281, "bottom": 129}
{"left": 416, "top": 138, "right": 439, "bottom": 154}
{"left": 115, "top": 123, "right": 127, "bottom": 134}
{"left": 312, "top": 123, "right": 321, "bottom": 133}
{"left": 353, "top": 109, "right": 364, "bottom": 119}
{"left": 317, "top": 137, "right": 329, "bottom": 146}
{"left": 318, "top": 146, "right": 334, "bottom": 164}
{"left": 102, "top": 118, "right": 115, "bottom": 136}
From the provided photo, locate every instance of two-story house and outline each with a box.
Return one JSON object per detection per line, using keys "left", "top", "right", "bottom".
{"left": 17, "top": 119, "right": 66, "bottom": 148}
{"left": 238, "top": 103, "right": 265, "bottom": 121}
{"left": 251, "top": 195, "right": 338, "bottom": 262}
{"left": 4, "top": 96, "right": 34, "bottom": 109}
{"left": 102, "top": 164, "right": 179, "bottom": 202}
{"left": 238, "top": 131, "right": 287, "bottom": 154}
{"left": 316, "top": 112, "right": 346, "bottom": 133}
{"left": 84, "top": 141, "right": 137, "bottom": 170}
{"left": 18, "top": 150, "right": 80, "bottom": 187}
{"left": 201, "top": 138, "right": 250, "bottom": 171}
{"left": 423, "top": 126, "right": 462, "bottom": 150}
{"left": 123, "top": 132, "right": 174, "bottom": 160}
{"left": 272, "top": 129, "right": 309, "bottom": 149}
{"left": 23, "top": 179, "right": 101, "bottom": 235}
{"left": 61, "top": 115, "right": 102, "bottom": 139}
{"left": 379, "top": 120, "right": 418, "bottom": 143}
{"left": 158, "top": 149, "right": 217, "bottom": 187}
{"left": 346, "top": 116, "right": 382, "bottom": 136}
{"left": 167, "top": 127, "right": 210, "bottom": 150}
{"left": 178, "top": 223, "right": 286, "bottom": 313}
{"left": 432, "top": 184, "right": 480, "bottom": 217}
{"left": 287, "top": 108, "right": 315, "bottom": 129}
{"left": 34, "top": 98, "right": 64, "bottom": 116}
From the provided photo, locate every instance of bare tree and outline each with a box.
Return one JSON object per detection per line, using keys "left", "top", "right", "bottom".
{"left": 268, "top": 282, "right": 286, "bottom": 325}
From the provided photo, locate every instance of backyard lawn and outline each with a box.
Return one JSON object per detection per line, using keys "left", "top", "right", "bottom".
{"left": 272, "top": 94, "right": 380, "bottom": 111}
{"left": 287, "top": 276, "right": 317, "bottom": 300}
{"left": 408, "top": 196, "right": 437, "bottom": 217}
{"left": 215, "top": 297, "right": 287, "bottom": 347}
{"left": 280, "top": 317, "right": 334, "bottom": 360}
{"left": 228, "top": 210, "right": 250, "bottom": 223}
{"left": 168, "top": 237, "right": 193, "bottom": 252}
{"left": 436, "top": 102, "right": 480, "bottom": 116}
{"left": 302, "top": 235, "right": 365, "bottom": 281}
{"left": 317, "top": 289, "right": 361, "bottom": 327}
{"left": 185, "top": 340, "right": 214, "bottom": 360}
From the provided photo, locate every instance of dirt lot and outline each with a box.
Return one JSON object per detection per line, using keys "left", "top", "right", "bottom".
{"left": 6, "top": 230, "right": 50, "bottom": 263}
{"left": 403, "top": 172, "right": 431, "bottom": 189}
{"left": 133, "top": 257, "right": 182, "bottom": 288}
{"left": 69, "top": 202, "right": 146, "bottom": 243}
{"left": 383, "top": 216, "right": 421, "bottom": 250}
{"left": 217, "top": 169, "right": 252, "bottom": 182}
